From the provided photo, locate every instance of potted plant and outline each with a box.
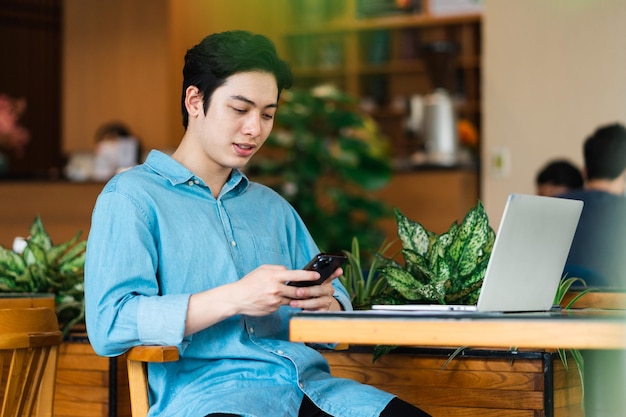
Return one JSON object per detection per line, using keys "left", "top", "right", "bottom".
{"left": 348, "top": 203, "right": 589, "bottom": 408}
{"left": 248, "top": 84, "right": 393, "bottom": 254}
{"left": 0, "top": 215, "right": 86, "bottom": 338}
{"left": 335, "top": 201, "right": 495, "bottom": 312}
{"left": 0, "top": 217, "right": 134, "bottom": 417}
{"left": 375, "top": 201, "right": 495, "bottom": 306}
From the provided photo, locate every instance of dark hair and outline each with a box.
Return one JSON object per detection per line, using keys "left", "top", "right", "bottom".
{"left": 584, "top": 123, "right": 626, "bottom": 180}
{"left": 181, "top": 30, "right": 293, "bottom": 129}
{"left": 95, "top": 121, "right": 132, "bottom": 143}
{"left": 536, "top": 159, "right": 583, "bottom": 189}
{"left": 94, "top": 121, "right": 143, "bottom": 164}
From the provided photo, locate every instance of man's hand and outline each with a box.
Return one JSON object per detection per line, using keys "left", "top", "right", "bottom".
{"left": 185, "top": 265, "right": 342, "bottom": 336}
{"left": 287, "top": 267, "right": 343, "bottom": 312}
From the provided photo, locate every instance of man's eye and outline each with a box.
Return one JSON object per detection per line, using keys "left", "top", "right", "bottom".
{"left": 262, "top": 113, "right": 274, "bottom": 120}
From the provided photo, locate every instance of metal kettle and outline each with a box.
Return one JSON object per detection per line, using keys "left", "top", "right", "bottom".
{"left": 422, "top": 89, "right": 458, "bottom": 165}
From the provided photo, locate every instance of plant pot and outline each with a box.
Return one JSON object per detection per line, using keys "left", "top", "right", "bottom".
{"left": 55, "top": 340, "right": 131, "bottom": 417}
{"left": 321, "top": 345, "right": 583, "bottom": 417}
{"left": 0, "top": 293, "right": 55, "bottom": 309}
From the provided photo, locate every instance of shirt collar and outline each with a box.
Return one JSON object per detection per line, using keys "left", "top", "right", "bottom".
{"left": 144, "top": 149, "right": 249, "bottom": 195}
{"left": 222, "top": 169, "right": 249, "bottom": 196}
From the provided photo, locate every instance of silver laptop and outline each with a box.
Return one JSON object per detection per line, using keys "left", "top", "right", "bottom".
{"left": 372, "top": 194, "right": 583, "bottom": 313}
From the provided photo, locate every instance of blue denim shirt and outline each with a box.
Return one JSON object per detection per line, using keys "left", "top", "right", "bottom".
{"left": 85, "top": 150, "right": 394, "bottom": 417}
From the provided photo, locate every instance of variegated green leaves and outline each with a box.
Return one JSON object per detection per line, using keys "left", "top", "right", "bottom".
{"left": 0, "top": 215, "right": 86, "bottom": 336}
{"left": 0, "top": 216, "right": 85, "bottom": 293}
{"left": 379, "top": 201, "right": 495, "bottom": 305}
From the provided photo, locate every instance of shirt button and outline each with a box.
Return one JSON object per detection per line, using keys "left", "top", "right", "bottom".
{"left": 249, "top": 327, "right": 254, "bottom": 334}
{"left": 194, "top": 179, "right": 199, "bottom": 184}
{"left": 188, "top": 180, "right": 194, "bottom": 186}
{"left": 277, "top": 350, "right": 284, "bottom": 355}
{"left": 299, "top": 382, "right": 304, "bottom": 389}
{"left": 231, "top": 241, "right": 236, "bottom": 247}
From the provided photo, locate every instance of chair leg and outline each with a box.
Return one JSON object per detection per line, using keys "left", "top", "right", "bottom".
{"left": 35, "top": 345, "right": 59, "bottom": 417}
{"left": 127, "top": 359, "right": 150, "bottom": 417}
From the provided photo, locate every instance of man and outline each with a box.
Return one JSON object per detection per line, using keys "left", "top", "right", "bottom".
{"left": 535, "top": 159, "right": 583, "bottom": 197}
{"left": 85, "top": 31, "right": 430, "bottom": 417}
{"left": 558, "top": 123, "right": 626, "bottom": 417}
{"left": 559, "top": 123, "right": 626, "bottom": 289}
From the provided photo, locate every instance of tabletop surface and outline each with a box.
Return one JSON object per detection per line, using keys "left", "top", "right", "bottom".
{"left": 292, "top": 307, "right": 626, "bottom": 322}
{"left": 289, "top": 309, "right": 626, "bottom": 350}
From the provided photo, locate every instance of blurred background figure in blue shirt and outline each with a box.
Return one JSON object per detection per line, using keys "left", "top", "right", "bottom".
{"left": 557, "top": 124, "right": 626, "bottom": 417}
{"left": 558, "top": 123, "right": 626, "bottom": 290}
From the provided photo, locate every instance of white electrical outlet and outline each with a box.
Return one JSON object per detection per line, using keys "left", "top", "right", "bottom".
{"left": 489, "top": 147, "right": 511, "bottom": 178}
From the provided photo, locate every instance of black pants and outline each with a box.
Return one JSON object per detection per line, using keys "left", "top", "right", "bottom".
{"left": 206, "top": 395, "right": 431, "bottom": 417}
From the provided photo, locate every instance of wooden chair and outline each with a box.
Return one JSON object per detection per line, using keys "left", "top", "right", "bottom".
{"left": 125, "top": 343, "right": 347, "bottom": 417}
{"left": 125, "top": 345, "right": 179, "bottom": 417}
{"left": 0, "top": 307, "right": 63, "bottom": 417}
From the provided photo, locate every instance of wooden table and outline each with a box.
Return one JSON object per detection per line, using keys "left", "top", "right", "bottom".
{"left": 291, "top": 309, "right": 626, "bottom": 416}
{"left": 289, "top": 309, "right": 626, "bottom": 350}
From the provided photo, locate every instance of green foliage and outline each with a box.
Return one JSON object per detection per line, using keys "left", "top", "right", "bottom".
{"left": 377, "top": 201, "right": 495, "bottom": 305}
{"left": 370, "top": 201, "right": 493, "bottom": 360}
{"left": 248, "top": 84, "right": 393, "bottom": 253}
{"left": 553, "top": 275, "right": 590, "bottom": 404}
{"left": 0, "top": 216, "right": 86, "bottom": 338}
{"left": 554, "top": 276, "right": 590, "bottom": 309}
{"left": 340, "top": 236, "right": 393, "bottom": 310}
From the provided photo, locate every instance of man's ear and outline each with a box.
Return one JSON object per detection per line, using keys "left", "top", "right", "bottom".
{"left": 185, "top": 86, "right": 203, "bottom": 117}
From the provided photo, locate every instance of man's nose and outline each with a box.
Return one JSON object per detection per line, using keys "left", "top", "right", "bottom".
{"left": 242, "top": 113, "right": 261, "bottom": 136}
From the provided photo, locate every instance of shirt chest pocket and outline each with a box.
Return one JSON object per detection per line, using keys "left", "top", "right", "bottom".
{"left": 252, "top": 235, "right": 287, "bottom": 265}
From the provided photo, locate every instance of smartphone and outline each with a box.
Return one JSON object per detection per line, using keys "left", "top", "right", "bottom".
{"left": 287, "top": 253, "right": 347, "bottom": 287}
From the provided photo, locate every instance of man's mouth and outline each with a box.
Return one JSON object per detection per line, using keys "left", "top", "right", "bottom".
{"left": 233, "top": 143, "right": 256, "bottom": 157}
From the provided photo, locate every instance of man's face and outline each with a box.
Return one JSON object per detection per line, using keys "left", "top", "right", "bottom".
{"left": 537, "top": 183, "right": 571, "bottom": 197}
{"left": 191, "top": 71, "right": 278, "bottom": 172}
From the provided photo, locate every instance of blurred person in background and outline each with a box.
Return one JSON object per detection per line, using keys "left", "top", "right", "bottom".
{"left": 558, "top": 123, "right": 626, "bottom": 289}
{"left": 535, "top": 159, "right": 583, "bottom": 197}
{"left": 92, "top": 121, "right": 142, "bottom": 181}
{"left": 557, "top": 123, "right": 626, "bottom": 417}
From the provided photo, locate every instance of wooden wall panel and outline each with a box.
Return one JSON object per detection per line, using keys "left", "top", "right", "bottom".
{"left": 373, "top": 169, "right": 478, "bottom": 252}
{"left": 0, "top": 181, "right": 103, "bottom": 247}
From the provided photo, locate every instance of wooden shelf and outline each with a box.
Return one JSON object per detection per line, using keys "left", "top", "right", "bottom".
{"left": 359, "top": 59, "right": 427, "bottom": 74}
{"left": 284, "top": 12, "right": 481, "bottom": 34}
{"left": 281, "top": 0, "right": 482, "bottom": 160}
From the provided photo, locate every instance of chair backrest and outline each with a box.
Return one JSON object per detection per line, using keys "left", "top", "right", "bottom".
{"left": 126, "top": 345, "right": 179, "bottom": 417}
{"left": 0, "top": 307, "right": 62, "bottom": 417}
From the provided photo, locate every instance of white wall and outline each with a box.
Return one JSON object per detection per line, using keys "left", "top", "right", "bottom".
{"left": 482, "top": 0, "right": 626, "bottom": 225}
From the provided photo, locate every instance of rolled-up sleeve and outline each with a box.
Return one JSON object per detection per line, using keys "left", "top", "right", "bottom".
{"left": 137, "top": 293, "right": 189, "bottom": 345}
